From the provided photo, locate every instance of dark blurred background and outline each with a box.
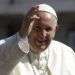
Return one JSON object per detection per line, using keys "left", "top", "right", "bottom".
{"left": 0, "top": 0, "right": 75, "bottom": 51}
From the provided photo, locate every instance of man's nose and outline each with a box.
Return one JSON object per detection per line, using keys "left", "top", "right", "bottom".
{"left": 42, "top": 30, "right": 47, "bottom": 37}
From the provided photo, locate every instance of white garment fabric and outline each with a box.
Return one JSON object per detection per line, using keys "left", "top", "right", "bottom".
{"left": 0, "top": 33, "right": 75, "bottom": 75}
{"left": 11, "top": 34, "right": 75, "bottom": 75}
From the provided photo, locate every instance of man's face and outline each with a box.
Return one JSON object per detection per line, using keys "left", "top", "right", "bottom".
{"left": 28, "top": 12, "right": 57, "bottom": 53}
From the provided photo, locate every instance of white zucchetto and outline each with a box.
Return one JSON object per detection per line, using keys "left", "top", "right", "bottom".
{"left": 36, "top": 3, "right": 57, "bottom": 19}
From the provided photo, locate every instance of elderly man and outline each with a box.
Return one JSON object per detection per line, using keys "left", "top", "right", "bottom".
{"left": 0, "top": 3, "right": 75, "bottom": 75}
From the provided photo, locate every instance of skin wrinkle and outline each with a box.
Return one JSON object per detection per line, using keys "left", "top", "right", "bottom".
{"left": 19, "top": 6, "right": 58, "bottom": 54}
{"left": 19, "top": 7, "right": 39, "bottom": 37}
{"left": 28, "top": 11, "right": 57, "bottom": 36}
{"left": 28, "top": 15, "right": 40, "bottom": 36}
{"left": 19, "top": 6, "right": 57, "bottom": 37}
{"left": 27, "top": 12, "right": 58, "bottom": 53}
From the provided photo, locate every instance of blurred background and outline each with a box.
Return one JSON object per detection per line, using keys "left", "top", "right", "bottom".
{"left": 0, "top": 0, "right": 75, "bottom": 51}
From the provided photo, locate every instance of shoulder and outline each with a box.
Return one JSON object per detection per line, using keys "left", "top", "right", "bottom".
{"left": 48, "top": 40, "right": 75, "bottom": 74}
{"left": 50, "top": 40, "right": 75, "bottom": 60}
{"left": 49, "top": 40, "right": 75, "bottom": 57}
{"left": 50, "top": 40, "right": 73, "bottom": 50}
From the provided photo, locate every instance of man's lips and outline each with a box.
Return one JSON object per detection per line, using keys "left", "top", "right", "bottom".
{"left": 35, "top": 39, "right": 49, "bottom": 50}
{"left": 36, "top": 39, "right": 48, "bottom": 45}
{"left": 38, "top": 39, "right": 47, "bottom": 43}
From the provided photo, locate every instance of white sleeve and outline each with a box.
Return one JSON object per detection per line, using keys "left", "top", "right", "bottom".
{"left": 63, "top": 47, "right": 75, "bottom": 75}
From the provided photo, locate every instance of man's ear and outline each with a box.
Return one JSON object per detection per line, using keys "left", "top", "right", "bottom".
{"left": 55, "top": 25, "right": 59, "bottom": 32}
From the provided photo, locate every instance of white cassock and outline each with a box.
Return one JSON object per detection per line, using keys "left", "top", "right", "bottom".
{"left": 10, "top": 37, "right": 75, "bottom": 75}
{"left": 0, "top": 33, "right": 75, "bottom": 75}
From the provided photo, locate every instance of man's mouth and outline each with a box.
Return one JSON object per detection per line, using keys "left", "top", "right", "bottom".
{"left": 35, "top": 39, "right": 49, "bottom": 50}
{"left": 36, "top": 39, "right": 47, "bottom": 46}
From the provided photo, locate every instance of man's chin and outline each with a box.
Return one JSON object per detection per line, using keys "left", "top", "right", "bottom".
{"left": 30, "top": 44, "right": 48, "bottom": 53}
{"left": 37, "top": 46, "right": 47, "bottom": 53}
{"left": 31, "top": 47, "right": 46, "bottom": 54}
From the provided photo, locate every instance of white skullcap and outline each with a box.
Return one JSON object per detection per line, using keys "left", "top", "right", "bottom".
{"left": 36, "top": 3, "right": 57, "bottom": 19}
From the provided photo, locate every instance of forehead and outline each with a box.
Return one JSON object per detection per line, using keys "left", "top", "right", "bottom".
{"left": 34, "top": 11, "right": 56, "bottom": 26}
{"left": 37, "top": 11, "right": 52, "bottom": 21}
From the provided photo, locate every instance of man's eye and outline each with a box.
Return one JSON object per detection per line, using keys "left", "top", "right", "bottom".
{"left": 45, "top": 27, "right": 52, "bottom": 31}
{"left": 33, "top": 26, "right": 41, "bottom": 31}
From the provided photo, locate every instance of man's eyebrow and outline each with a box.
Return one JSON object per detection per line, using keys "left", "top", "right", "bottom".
{"left": 30, "top": 15, "right": 40, "bottom": 19}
